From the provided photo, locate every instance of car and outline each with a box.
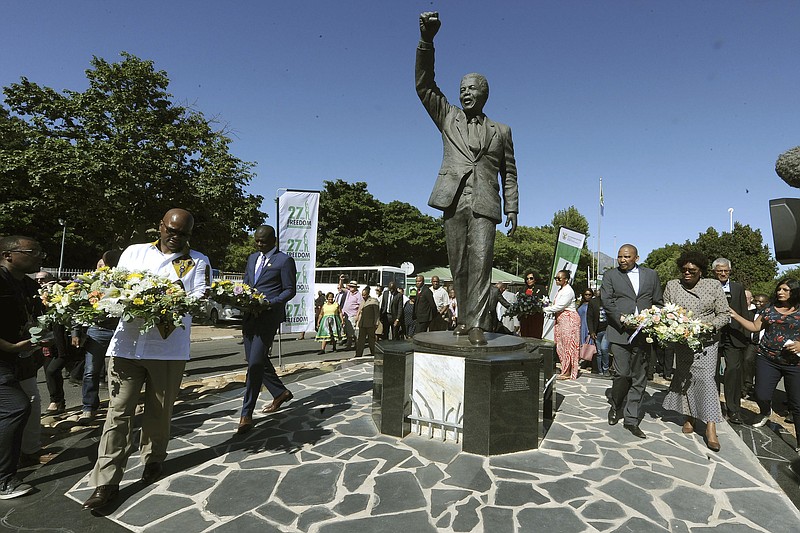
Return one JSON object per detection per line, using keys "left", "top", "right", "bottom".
{"left": 194, "top": 299, "right": 225, "bottom": 326}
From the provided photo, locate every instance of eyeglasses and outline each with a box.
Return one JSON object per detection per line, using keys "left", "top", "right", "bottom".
{"left": 713, "top": 269, "right": 730, "bottom": 274}
{"left": 161, "top": 223, "right": 191, "bottom": 238}
{"left": 6, "top": 249, "right": 47, "bottom": 258}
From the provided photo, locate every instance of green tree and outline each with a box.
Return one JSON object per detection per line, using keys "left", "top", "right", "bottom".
{"left": 642, "top": 243, "right": 682, "bottom": 286}
{"left": 642, "top": 223, "right": 776, "bottom": 290}
{"left": 316, "top": 179, "right": 446, "bottom": 269}
{"left": 493, "top": 206, "right": 593, "bottom": 290}
{"left": 0, "top": 52, "right": 265, "bottom": 267}
{"left": 551, "top": 206, "right": 590, "bottom": 237}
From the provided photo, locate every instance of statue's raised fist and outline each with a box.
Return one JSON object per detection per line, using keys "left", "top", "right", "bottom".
{"left": 419, "top": 12, "right": 441, "bottom": 42}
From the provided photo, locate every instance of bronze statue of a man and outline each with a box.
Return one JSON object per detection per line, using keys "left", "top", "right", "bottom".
{"left": 416, "top": 11, "right": 519, "bottom": 345}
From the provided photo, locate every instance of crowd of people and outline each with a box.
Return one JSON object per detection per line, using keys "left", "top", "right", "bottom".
{"left": 3, "top": 218, "right": 800, "bottom": 504}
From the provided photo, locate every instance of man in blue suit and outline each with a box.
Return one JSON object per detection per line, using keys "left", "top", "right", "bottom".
{"left": 237, "top": 225, "right": 297, "bottom": 434}
{"left": 601, "top": 244, "right": 663, "bottom": 439}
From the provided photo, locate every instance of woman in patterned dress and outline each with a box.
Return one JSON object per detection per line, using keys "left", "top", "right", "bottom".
{"left": 661, "top": 251, "right": 730, "bottom": 452}
{"left": 544, "top": 270, "right": 581, "bottom": 380}
{"left": 315, "top": 292, "right": 344, "bottom": 354}
{"left": 730, "top": 277, "right": 800, "bottom": 443}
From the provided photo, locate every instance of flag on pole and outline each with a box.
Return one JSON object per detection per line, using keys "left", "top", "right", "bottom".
{"left": 599, "top": 177, "right": 604, "bottom": 216}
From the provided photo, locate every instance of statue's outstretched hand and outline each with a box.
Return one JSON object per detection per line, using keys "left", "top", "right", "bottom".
{"left": 419, "top": 12, "right": 441, "bottom": 42}
{"left": 505, "top": 213, "right": 517, "bottom": 237}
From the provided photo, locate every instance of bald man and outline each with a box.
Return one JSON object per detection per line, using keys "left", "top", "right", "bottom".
{"left": 83, "top": 208, "right": 212, "bottom": 510}
{"left": 601, "top": 244, "right": 663, "bottom": 439}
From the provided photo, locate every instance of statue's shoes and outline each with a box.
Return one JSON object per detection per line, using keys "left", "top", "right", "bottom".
{"left": 453, "top": 324, "right": 469, "bottom": 336}
{"left": 468, "top": 328, "right": 487, "bottom": 346}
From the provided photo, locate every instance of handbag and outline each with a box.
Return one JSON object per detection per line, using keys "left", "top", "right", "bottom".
{"left": 579, "top": 336, "right": 596, "bottom": 362}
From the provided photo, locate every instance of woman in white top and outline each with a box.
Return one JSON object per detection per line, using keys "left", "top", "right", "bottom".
{"left": 544, "top": 270, "right": 581, "bottom": 380}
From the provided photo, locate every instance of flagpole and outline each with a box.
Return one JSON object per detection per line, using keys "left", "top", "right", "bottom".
{"left": 597, "top": 177, "right": 603, "bottom": 288}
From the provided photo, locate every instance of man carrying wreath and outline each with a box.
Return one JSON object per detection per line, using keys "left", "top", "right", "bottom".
{"left": 83, "top": 208, "right": 211, "bottom": 511}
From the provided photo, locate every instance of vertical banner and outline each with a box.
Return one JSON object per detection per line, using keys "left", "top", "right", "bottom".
{"left": 278, "top": 191, "right": 319, "bottom": 334}
{"left": 543, "top": 226, "right": 586, "bottom": 340}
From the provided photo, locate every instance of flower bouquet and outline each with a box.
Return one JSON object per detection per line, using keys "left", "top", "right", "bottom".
{"left": 621, "top": 303, "right": 715, "bottom": 351}
{"left": 36, "top": 268, "right": 202, "bottom": 339}
{"left": 209, "top": 280, "right": 269, "bottom": 314}
{"left": 115, "top": 272, "right": 203, "bottom": 338}
{"left": 503, "top": 294, "right": 551, "bottom": 318}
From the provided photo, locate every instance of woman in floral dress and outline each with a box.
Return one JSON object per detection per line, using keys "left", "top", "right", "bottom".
{"left": 315, "top": 292, "right": 343, "bottom": 354}
{"left": 661, "top": 251, "right": 729, "bottom": 452}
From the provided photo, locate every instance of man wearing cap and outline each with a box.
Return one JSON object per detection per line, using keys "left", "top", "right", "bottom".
{"left": 340, "top": 280, "right": 363, "bottom": 349}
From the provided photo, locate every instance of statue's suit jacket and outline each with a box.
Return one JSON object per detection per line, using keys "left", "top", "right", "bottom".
{"left": 600, "top": 266, "right": 663, "bottom": 345}
{"left": 415, "top": 41, "right": 518, "bottom": 221}
{"left": 243, "top": 250, "right": 296, "bottom": 333}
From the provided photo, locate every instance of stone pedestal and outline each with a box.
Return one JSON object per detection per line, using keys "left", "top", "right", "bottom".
{"left": 372, "top": 340, "right": 413, "bottom": 437}
{"left": 372, "top": 331, "right": 553, "bottom": 456}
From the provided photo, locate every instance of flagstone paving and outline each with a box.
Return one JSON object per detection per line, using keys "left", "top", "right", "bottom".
{"left": 57, "top": 361, "right": 800, "bottom": 532}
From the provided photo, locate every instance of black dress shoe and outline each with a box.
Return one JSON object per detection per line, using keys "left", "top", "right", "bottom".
{"left": 453, "top": 324, "right": 469, "bottom": 336}
{"left": 728, "top": 412, "right": 743, "bottom": 425}
{"left": 608, "top": 405, "right": 621, "bottom": 426}
{"left": 141, "top": 462, "right": 162, "bottom": 484}
{"left": 82, "top": 485, "right": 119, "bottom": 510}
{"left": 624, "top": 424, "right": 646, "bottom": 439}
{"left": 262, "top": 390, "right": 294, "bottom": 413}
{"left": 468, "top": 328, "right": 488, "bottom": 346}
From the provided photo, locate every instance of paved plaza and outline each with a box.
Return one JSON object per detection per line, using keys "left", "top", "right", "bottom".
{"left": 5, "top": 357, "right": 799, "bottom": 532}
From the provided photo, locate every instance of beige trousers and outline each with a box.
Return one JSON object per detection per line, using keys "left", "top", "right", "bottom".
{"left": 90, "top": 356, "right": 185, "bottom": 487}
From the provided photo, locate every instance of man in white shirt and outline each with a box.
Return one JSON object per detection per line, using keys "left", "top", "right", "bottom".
{"left": 430, "top": 276, "right": 450, "bottom": 331}
{"left": 83, "top": 208, "right": 211, "bottom": 511}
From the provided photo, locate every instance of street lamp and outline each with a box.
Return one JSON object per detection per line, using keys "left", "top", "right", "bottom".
{"left": 58, "top": 219, "right": 66, "bottom": 279}
{"left": 728, "top": 208, "right": 734, "bottom": 232}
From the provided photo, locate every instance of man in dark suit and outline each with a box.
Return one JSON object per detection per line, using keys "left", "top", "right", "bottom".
{"left": 712, "top": 257, "right": 749, "bottom": 425}
{"left": 237, "top": 225, "right": 297, "bottom": 434}
{"left": 413, "top": 275, "right": 437, "bottom": 334}
{"left": 379, "top": 281, "right": 398, "bottom": 340}
{"left": 601, "top": 244, "right": 663, "bottom": 439}
{"left": 416, "top": 12, "right": 518, "bottom": 346}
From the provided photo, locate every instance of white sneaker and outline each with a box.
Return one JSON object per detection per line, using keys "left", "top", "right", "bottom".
{"left": 752, "top": 412, "right": 771, "bottom": 428}
{"left": 0, "top": 478, "right": 34, "bottom": 499}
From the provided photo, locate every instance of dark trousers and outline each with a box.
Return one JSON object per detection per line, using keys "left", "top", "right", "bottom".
{"left": 0, "top": 375, "right": 31, "bottom": 486}
{"left": 609, "top": 342, "right": 649, "bottom": 425}
{"left": 379, "top": 313, "right": 391, "bottom": 340}
{"left": 742, "top": 343, "right": 757, "bottom": 394}
{"left": 754, "top": 355, "right": 800, "bottom": 437}
{"left": 719, "top": 341, "right": 746, "bottom": 416}
{"left": 43, "top": 356, "right": 67, "bottom": 404}
{"left": 82, "top": 326, "right": 113, "bottom": 413}
{"left": 241, "top": 318, "right": 287, "bottom": 417}
{"left": 356, "top": 326, "right": 376, "bottom": 357}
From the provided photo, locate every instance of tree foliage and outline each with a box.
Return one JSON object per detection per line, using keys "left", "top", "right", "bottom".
{"left": 316, "top": 179, "right": 446, "bottom": 269}
{"left": 0, "top": 52, "right": 265, "bottom": 267}
{"left": 643, "top": 223, "right": 777, "bottom": 290}
{"left": 493, "top": 206, "right": 592, "bottom": 289}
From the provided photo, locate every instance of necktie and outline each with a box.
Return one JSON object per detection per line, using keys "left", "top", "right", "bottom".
{"left": 254, "top": 254, "right": 266, "bottom": 280}
{"left": 467, "top": 117, "right": 481, "bottom": 154}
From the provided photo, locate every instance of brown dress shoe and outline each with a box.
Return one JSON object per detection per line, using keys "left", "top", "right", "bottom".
{"left": 682, "top": 417, "right": 695, "bottom": 434}
{"left": 82, "top": 485, "right": 119, "bottom": 510}
{"left": 262, "top": 390, "right": 294, "bottom": 413}
{"left": 237, "top": 416, "right": 253, "bottom": 434}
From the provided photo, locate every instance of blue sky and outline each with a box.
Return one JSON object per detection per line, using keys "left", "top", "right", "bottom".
{"left": 2, "top": 1, "right": 799, "bottom": 265}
